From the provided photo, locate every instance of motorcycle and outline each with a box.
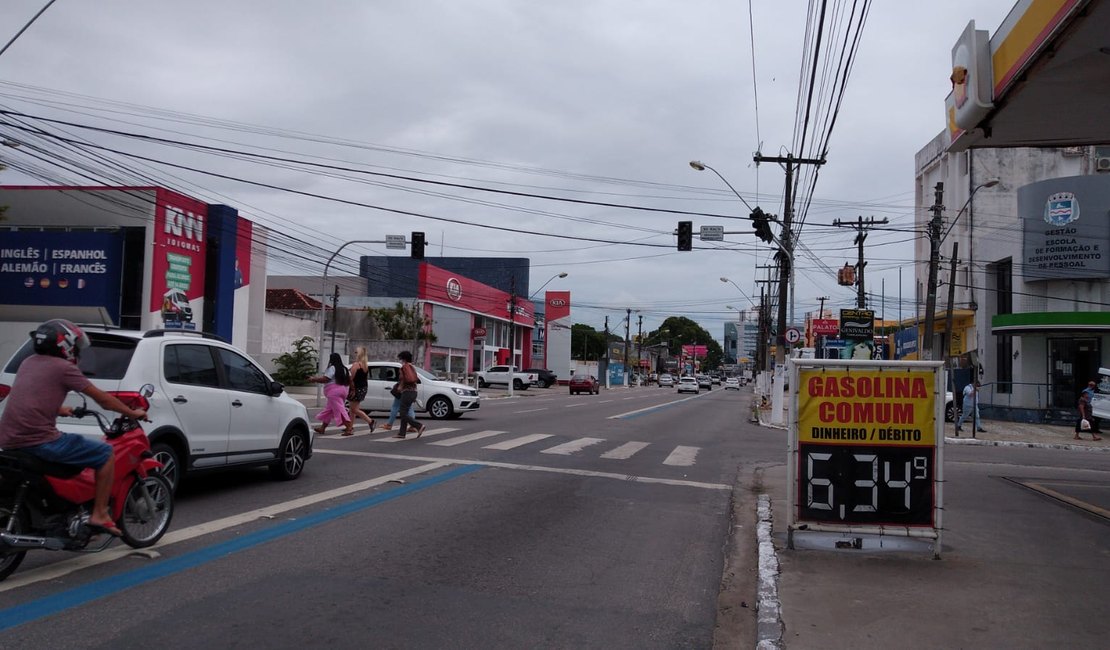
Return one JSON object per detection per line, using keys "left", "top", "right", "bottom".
{"left": 0, "top": 384, "right": 174, "bottom": 582}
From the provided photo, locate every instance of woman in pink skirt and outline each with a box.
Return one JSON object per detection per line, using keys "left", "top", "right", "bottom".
{"left": 309, "top": 352, "right": 351, "bottom": 435}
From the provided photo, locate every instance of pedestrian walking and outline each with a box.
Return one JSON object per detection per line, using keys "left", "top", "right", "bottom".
{"left": 344, "top": 347, "right": 376, "bottom": 436}
{"left": 378, "top": 391, "right": 415, "bottom": 432}
{"left": 1076, "top": 383, "right": 1102, "bottom": 441}
{"left": 309, "top": 352, "right": 351, "bottom": 436}
{"left": 1081, "top": 380, "right": 1102, "bottom": 435}
{"left": 955, "top": 380, "right": 985, "bottom": 434}
{"left": 392, "top": 350, "right": 425, "bottom": 439}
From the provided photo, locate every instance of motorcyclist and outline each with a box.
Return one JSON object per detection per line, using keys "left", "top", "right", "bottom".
{"left": 0, "top": 319, "right": 146, "bottom": 536}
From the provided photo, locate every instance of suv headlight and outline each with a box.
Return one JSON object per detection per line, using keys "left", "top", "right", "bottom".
{"left": 453, "top": 387, "right": 477, "bottom": 396}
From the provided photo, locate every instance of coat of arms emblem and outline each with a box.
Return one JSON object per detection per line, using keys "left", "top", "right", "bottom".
{"left": 1044, "top": 191, "right": 1079, "bottom": 226}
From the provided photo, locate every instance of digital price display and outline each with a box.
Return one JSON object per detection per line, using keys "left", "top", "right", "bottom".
{"left": 791, "top": 365, "right": 942, "bottom": 531}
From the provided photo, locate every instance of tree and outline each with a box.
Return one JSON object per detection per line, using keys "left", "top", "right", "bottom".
{"left": 272, "top": 336, "right": 317, "bottom": 386}
{"left": 368, "top": 301, "right": 437, "bottom": 343}
{"left": 570, "top": 323, "right": 608, "bottom": 360}
{"left": 643, "top": 316, "right": 723, "bottom": 370}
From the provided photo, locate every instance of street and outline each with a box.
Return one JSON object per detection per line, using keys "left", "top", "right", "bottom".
{"left": 0, "top": 387, "right": 1107, "bottom": 648}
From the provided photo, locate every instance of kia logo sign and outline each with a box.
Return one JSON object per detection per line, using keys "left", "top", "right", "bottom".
{"left": 548, "top": 299, "right": 567, "bottom": 307}
{"left": 446, "top": 278, "right": 462, "bottom": 301}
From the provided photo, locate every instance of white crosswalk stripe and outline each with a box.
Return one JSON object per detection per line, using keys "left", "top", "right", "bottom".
{"left": 483, "top": 433, "right": 554, "bottom": 450}
{"left": 600, "top": 441, "right": 649, "bottom": 459}
{"left": 429, "top": 430, "right": 506, "bottom": 447}
{"left": 662, "top": 445, "right": 699, "bottom": 466}
{"left": 541, "top": 437, "right": 605, "bottom": 455}
{"left": 374, "top": 427, "right": 457, "bottom": 443}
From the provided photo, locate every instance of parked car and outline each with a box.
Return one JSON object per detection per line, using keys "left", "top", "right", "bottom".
{"left": 0, "top": 327, "right": 313, "bottom": 493}
{"left": 677, "top": 376, "right": 700, "bottom": 394}
{"left": 696, "top": 374, "right": 713, "bottom": 391}
{"left": 525, "top": 368, "right": 558, "bottom": 388}
{"left": 657, "top": 374, "right": 675, "bottom": 388}
{"left": 568, "top": 374, "right": 600, "bottom": 395}
{"left": 945, "top": 390, "right": 957, "bottom": 422}
{"left": 724, "top": 377, "right": 741, "bottom": 390}
{"left": 476, "top": 365, "right": 536, "bottom": 390}
{"left": 364, "top": 362, "right": 480, "bottom": 420}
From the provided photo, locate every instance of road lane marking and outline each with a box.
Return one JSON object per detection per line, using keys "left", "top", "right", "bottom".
{"left": 608, "top": 392, "right": 709, "bottom": 419}
{"left": 483, "top": 433, "right": 554, "bottom": 450}
{"left": 430, "top": 430, "right": 506, "bottom": 447}
{"left": 375, "top": 427, "right": 457, "bottom": 442}
{"left": 598, "top": 399, "right": 615, "bottom": 404}
{"left": 316, "top": 448, "right": 731, "bottom": 490}
{"left": 0, "top": 462, "right": 452, "bottom": 594}
{"left": 563, "top": 402, "right": 589, "bottom": 408}
{"left": 542, "top": 437, "right": 605, "bottom": 455}
{"left": 663, "top": 446, "right": 699, "bottom": 466}
{"left": 601, "top": 441, "right": 649, "bottom": 459}
{"left": 513, "top": 408, "right": 548, "bottom": 414}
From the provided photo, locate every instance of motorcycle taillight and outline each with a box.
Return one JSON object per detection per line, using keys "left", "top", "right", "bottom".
{"left": 0, "top": 384, "right": 9, "bottom": 402}
{"left": 111, "top": 391, "right": 150, "bottom": 411}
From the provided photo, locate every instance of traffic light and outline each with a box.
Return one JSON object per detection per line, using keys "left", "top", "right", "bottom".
{"left": 750, "top": 208, "right": 775, "bottom": 244}
{"left": 411, "top": 231, "right": 425, "bottom": 259}
{"left": 677, "top": 221, "right": 693, "bottom": 251}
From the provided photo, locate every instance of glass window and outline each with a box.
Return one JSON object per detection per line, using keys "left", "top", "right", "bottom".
{"left": 370, "top": 366, "right": 398, "bottom": 382}
{"left": 164, "top": 344, "right": 220, "bottom": 388}
{"left": 217, "top": 348, "right": 271, "bottom": 394}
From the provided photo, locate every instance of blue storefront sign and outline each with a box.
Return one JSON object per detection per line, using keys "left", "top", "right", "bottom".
{"left": 0, "top": 230, "right": 125, "bottom": 323}
{"left": 894, "top": 327, "right": 918, "bottom": 359}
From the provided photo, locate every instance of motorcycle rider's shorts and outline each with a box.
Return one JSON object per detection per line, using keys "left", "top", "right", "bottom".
{"left": 22, "top": 433, "right": 112, "bottom": 469}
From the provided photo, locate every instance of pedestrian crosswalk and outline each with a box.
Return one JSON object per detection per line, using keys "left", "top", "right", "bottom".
{"left": 319, "top": 425, "right": 701, "bottom": 466}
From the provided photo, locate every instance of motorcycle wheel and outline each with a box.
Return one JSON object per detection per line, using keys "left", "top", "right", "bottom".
{"left": 0, "top": 503, "right": 28, "bottom": 582}
{"left": 119, "top": 474, "right": 174, "bottom": 549}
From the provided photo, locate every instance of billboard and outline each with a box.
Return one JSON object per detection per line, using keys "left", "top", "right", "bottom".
{"left": 0, "top": 230, "right": 125, "bottom": 323}
{"left": 1020, "top": 175, "right": 1110, "bottom": 281}
{"left": 150, "top": 189, "right": 208, "bottom": 325}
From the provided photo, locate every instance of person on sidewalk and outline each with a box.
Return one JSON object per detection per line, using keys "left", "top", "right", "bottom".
{"left": 309, "top": 352, "right": 351, "bottom": 436}
{"left": 1081, "top": 380, "right": 1102, "bottom": 436}
{"left": 392, "top": 350, "right": 425, "bottom": 439}
{"left": 955, "top": 380, "right": 985, "bottom": 434}
{"left": 1076, "top": 384, "right": 1103, "bottom": 441}
{"left": 344, "top": 347, "right": 375, "bottom": 436}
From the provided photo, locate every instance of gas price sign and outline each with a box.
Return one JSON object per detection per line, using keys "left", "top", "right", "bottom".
{"left": 788, "top": 360, "right": 943, "bottom": 537}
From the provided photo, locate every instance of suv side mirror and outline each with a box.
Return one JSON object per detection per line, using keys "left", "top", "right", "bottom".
{"left": 269, "top": 380, "right": 285, "bottom": 397}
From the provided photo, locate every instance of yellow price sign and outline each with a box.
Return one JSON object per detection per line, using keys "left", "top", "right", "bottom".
{"left": 797, "top": 369, "right": 937, "bottom": 446}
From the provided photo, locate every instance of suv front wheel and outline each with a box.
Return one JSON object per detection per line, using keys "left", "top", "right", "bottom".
{"left": 270, "top": 428, "right": 308, "bottom": 480}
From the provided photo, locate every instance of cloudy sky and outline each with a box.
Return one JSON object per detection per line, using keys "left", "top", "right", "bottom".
{"left": 1, "top": 0, "right": 1015, "bottom": 343}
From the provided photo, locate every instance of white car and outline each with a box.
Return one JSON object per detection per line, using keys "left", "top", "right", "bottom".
{"left": 364, "top": 362, "right": 480, "bottom": 419}
{"left": 657, "top": 374, "right": 675, "bottom": 388}
{"left": 0, "top": 328, "right": 314, "bottom": 492}
{"left": 476, "top": 365, "right": 536, "bottom": 390}
{"left": 724, "top": 377, "right": 741, "bottom": 390}
{"left": 676, "top": 376, "right": 700, "bottom": 394}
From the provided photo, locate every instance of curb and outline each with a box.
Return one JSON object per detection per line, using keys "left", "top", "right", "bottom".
{"left": 943, "top": 436, "right": 1110, "bottom": 452}
{"left": 756, "top": 494, "right": 784, "bottom": 649}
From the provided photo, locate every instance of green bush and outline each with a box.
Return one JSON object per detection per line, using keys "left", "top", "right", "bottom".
{"left": 272, "top": 336, "right": 317, "bottom": 386}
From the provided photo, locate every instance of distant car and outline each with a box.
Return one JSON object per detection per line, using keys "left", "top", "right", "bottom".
{"left": 696, "top": 374, "right": 712, "bottom": 390}
{"left": 657, "top": 374, "right": 675, "bottom": 388}
{"left": 568, "top": 374, "right": 600, "bottom": 395}
{"left": 476, "top": 365, "right": 536, "bottom": 390}
{"left": 711, "top": 374, "right": 722, "bottom": 385}
{"left": 677, "top": 376, "right": 699, "bottom": 394}
{"left": 524, "top": 368, "right": 557, "bottom": 388}
{"left": 724, "top": 377, "right": 740, "bottom": 390}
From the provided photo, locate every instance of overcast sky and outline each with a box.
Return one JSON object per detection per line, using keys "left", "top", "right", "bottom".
{"left": 1, "top": 0, "right": 1015, "bottom": 344}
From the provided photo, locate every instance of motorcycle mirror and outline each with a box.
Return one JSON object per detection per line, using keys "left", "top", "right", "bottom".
{"left": 140, "top": 383, "right": 155, "bottom": 398}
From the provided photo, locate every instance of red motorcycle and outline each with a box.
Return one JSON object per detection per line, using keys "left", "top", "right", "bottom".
{"left": 0, "top": 384, "right": 174, "bottom": 582}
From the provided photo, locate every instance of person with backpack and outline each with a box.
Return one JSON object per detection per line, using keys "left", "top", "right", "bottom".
{"left": 310, "top": 352, "right": 351, "bottom": 436}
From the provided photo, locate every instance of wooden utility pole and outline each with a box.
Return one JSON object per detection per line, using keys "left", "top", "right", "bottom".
{"left": 833, "top": 215, "right": 889, "bottom": 309}
{"left": 923, "top": 182, "right": 946, "bottom": 359}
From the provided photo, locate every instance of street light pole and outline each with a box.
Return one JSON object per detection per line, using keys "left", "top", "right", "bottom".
{"left": 319, "top": 239, "right": 381, "bottom": 405}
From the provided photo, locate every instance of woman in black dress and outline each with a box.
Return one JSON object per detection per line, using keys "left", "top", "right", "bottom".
{"left": 345, "top": 346, "right": 376, "bottom": 435}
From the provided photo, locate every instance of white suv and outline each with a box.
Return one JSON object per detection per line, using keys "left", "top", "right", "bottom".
{"left": 0, "top": 328, "right": 314, "bottom": 492}
{"left": 364, "top": 362, "right": 480, "bottom": 419}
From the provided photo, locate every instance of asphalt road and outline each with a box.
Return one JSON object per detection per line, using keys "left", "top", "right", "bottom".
{"left": 0, "top": 386, "right": 778, "bottom": 649}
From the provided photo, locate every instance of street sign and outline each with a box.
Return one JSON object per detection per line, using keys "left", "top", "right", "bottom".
{"left": 785, "top": 327, "right": 802, "bottom": 344}
{"left": 699, "top": 225, "right": 724, "bottom": 241}
{"left": 385, "top": 234, "right": 407, "bottom": 250}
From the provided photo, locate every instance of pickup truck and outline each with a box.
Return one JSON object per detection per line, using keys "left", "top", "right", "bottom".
{"left": 476, "top": 365, "right": 536, "bottom": 390}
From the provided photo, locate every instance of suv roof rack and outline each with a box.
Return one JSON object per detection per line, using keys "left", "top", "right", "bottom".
{"left": 143, "top": 329, "right": 228, "bottom": 343}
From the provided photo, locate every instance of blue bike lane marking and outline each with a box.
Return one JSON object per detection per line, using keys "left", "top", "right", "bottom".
{"left": 0, "top": 463, "right": 484, "bottom": 632}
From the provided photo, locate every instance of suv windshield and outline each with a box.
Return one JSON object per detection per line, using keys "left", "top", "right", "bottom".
{"left": 2, "top": 333, "right": 137, "bottom": 380}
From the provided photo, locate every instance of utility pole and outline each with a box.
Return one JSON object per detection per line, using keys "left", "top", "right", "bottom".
{"left": 508, "top": 276, "right": 517, "bottom": 397}
{"left": 623, "top": 308, "right": 631, "bottom": 387}
{"left": 753, "top": 152, "right": 825, "bottom": 367}
{"left": 636, "top": 314, "right": 643, "bottom": 379}
{"left": 942, "top": 242, "right": 959, "bottom": 362}
{"left": 833, "top": 216, "right": 889, "bottom": 309}
{"left": 604, "top": 315, "right": 610, "bottom": 389}
{"left": 923, "top": 182, "right": 945, "bottom": 360}
{"left": 817, "top": 296, "right": 829, "bottom": 358}
{"left": 329, "top": 284, "right": 340, "bottom": 355}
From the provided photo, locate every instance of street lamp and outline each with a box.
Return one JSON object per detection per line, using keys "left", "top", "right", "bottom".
{"left": 318, "top": 239, "right": 378, "bottom": 405}
{"left": 689, "top": 161, "right": 755, "bottom": 212}
{"left": 720, "top": 276, "right": 755, "bottom": 306}
{"left": 528, "top": 272, "right": 568, "bottom": 300}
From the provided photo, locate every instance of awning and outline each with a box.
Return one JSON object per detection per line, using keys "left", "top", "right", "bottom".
{"left": 992, "top": 311, "right": 1110, "bottom": 334}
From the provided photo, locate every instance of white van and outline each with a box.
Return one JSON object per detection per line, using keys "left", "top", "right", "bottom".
{"left": 1092, "top": 367, "right": 1110, "bottom": 420}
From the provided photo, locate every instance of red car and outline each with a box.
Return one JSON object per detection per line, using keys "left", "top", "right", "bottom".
{"left": 569, "top": 373, "right": 600, "bottom": 395}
